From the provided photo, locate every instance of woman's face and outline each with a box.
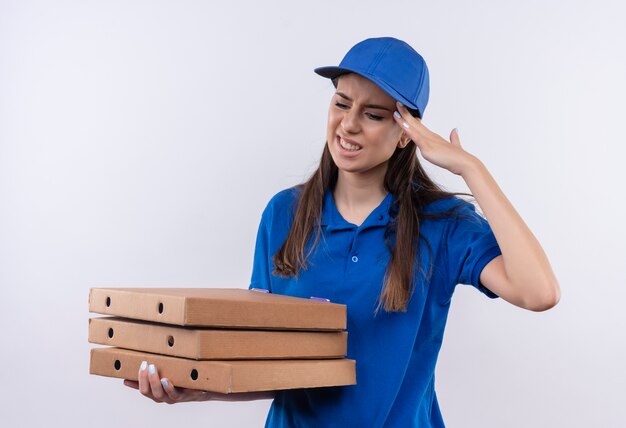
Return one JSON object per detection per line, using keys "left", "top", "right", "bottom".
{"left": 326, "top": 73, "right": 408, "bottom": 176}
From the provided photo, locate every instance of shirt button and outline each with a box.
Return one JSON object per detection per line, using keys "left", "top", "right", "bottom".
{"left": 351, "top": 256, "right": 359, "bottom": 263}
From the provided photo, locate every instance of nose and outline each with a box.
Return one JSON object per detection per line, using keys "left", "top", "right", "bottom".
{"left": 341, "top": 108, "right": 361, "bottom": 134}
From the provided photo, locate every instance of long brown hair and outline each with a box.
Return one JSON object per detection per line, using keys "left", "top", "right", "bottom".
{"left": 272, "top": 78, "right": 474, "bottom": 313}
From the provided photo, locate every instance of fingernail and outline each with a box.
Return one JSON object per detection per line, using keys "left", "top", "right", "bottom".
{"left": 161, "top": 378, "right": 168, "bottom": 388}
{"left": 397, "top": 101, "right": 404, "bottom": 108}
{"left": 149, "top": 364, "right": 155, "bottom": 375}
{"left": 455, "top": 127, "right": 460, "bottom": 135}
{"left": 402, "top": 122, "right": 410, "bottom": 129}
{"left": 393, "top": 111, "right": 401, "bottom": 119}
{"left": 140, "top": 361, "right": 147, "bottom": 371}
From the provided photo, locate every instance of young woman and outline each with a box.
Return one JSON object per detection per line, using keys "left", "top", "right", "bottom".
{"left": 125, "top": 37, "right": 560, "bottom": 427}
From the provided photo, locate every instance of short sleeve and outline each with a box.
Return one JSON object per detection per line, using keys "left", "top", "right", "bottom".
{"left": 445, "top": 200, "right": 502, "bottom": 299}
{"left": 248, "top": 209, "right": 273, "bottom": 292}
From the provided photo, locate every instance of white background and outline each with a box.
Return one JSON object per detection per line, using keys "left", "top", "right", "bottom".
{"left": 1, "top": 0, "right": 624, "bottom": 427}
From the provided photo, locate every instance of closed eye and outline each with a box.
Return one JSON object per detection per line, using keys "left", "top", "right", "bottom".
{"left": 334, "top": 102, "right": 384, "bottom": 121}
{"left": 366, "top": 113, "right": 384, "bottom": 121}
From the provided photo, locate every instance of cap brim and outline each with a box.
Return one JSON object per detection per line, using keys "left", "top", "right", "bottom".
{"left": 314, "top": 66, "right": 422, "bottom": 118}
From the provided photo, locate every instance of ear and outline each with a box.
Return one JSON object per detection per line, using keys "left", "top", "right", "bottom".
{"left": 398, "top": 133, "right": 411, "bottom": 148}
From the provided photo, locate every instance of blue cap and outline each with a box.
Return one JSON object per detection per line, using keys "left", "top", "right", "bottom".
{"left": 314, "top": 37, "right": 430, "bottom": 118}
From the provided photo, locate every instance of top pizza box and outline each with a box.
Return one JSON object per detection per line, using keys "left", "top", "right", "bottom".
{"left": 89, "top": 288, "right": 346, "bottom": 330}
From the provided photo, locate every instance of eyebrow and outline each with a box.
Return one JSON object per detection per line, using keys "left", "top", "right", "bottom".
{"left": 335, "top": 91, "right": 392, "bottom": 112}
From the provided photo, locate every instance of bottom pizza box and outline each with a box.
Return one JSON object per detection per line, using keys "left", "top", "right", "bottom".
{"left": 90, "top": 347, "right": 357, "bottom": 393}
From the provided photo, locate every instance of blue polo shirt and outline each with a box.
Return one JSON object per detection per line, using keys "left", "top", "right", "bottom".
{"left": 249, "top": 185, "right": 502, "bottom": 428}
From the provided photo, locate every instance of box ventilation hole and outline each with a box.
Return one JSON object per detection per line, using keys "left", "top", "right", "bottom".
{"left": 106, "top": 297, "right": 111, "bottom": 307}
{"left": 158, "top": 302, "right": 164, "bottom": 314}
{"left": 190, "top": 369, "right": 198, "bottom": 381}
{"left": 108, "top": 328, "right": 114, "bottom": 338}
{"left": 114, "top": 360, "right": 121, "bottom": 370}
{"left": 167, "top": 336, "right": 174, "bottom": 347}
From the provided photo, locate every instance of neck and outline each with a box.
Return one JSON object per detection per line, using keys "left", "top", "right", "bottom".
{"left": 333, "top": 163, "right": 388, "bottom": 210}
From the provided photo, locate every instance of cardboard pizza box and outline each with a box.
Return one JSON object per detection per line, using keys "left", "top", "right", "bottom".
{"left": 90, "top": 347, "right": 356, "bottom": 393}
{"left": 89, "top": 317, "right": 348, "bottom": 360}
{"left": 89, "top": 288, "right": 345, "bottom": 330}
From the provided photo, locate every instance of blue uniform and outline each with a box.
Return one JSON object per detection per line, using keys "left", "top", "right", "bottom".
{"left": 249, "top": 185, "right": 502, "bottom": 427}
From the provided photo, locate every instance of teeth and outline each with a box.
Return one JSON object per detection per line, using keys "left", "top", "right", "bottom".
{"left": 339, "top": 138, "right": 361, "bottom": 151}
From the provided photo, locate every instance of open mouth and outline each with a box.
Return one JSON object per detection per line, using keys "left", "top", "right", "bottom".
{"left": 337, "top": 136, "right": 362, "bottom": 152}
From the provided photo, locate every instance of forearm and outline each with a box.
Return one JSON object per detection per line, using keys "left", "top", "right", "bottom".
{"left": 461, "top": 157, "right": 560, "bottom": 306}
{"left": 200, "top": 390, "right": 277, "bottom": 402}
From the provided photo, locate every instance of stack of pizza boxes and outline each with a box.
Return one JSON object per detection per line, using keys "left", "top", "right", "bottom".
{"left": 88, "top": 288, "right": 356, "bottom": 393}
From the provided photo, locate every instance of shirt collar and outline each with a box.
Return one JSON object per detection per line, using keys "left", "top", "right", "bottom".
{"left": 320, "top": 188, "right": 396, "bottom": 231}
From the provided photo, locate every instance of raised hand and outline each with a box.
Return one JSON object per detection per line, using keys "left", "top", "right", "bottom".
{"left": 393, "top": 102, "right": 478, "bottom": 176}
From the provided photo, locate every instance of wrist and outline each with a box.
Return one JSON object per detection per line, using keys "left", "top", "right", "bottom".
{"left": 460, "top": 155, "right": 485, "bottom": 178}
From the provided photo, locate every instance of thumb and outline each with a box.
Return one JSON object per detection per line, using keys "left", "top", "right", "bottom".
{"left": 124, "top": 379, "right": 139, "bottom": 389}
{"left": 450, "top": 128, "right": 461, "bottom": 147}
